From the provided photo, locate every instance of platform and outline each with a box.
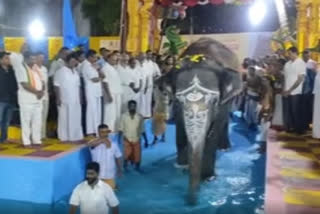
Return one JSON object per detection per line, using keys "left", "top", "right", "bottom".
{"left": 0, "top": 139, "right": 91, "bottom": 204}
{"left": 265, "top": 130, "right": 320, "bottom": 214}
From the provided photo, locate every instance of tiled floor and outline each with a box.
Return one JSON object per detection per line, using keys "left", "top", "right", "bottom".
{"left": 0, "top": 139, "right": 85, "bottom": 158}
{"left": 266, "top": 130, "right": 320, "bottom": 214}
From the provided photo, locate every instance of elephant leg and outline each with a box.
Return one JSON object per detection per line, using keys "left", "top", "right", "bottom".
{"left": 176, "top": 120, "right": 188, "bottom": 165}
{"left": 217, "top": 102, "right": 232, "bottom": 150}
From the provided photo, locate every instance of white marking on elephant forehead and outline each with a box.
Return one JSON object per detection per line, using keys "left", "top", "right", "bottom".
{"left": 184, "top": 108, "right": 209, "bottom": 149}
{"left": 186, "top": 91, "right": 203, "bottom": 102}
{"left": 176, "top": 75, "right": 220, "bottom": 97}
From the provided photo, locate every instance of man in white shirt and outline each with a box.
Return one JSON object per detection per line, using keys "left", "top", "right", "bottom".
{"left": 15, "top": 52, "right": 45, "bottom": 147}
{"left": 117, "top": 53, "right": 140, "bottom": 113}
{"left": 82, "top": 50, "right": 104, "bottom": 136}
{"left": 302, "top": 50, "right": 317, "bottom": 130}
{"left": 138, "top": 51, "right": 161, "bottom": 118}
{"left": 54, "top": 53, "right": 83, "bottom": 142}
{"left": 69, "top": 162, "right": 119, "bottom": 214}
{"left": 10, "top": 43, "right": 29, "bottom": 79}
{"left": 49, "top": 47, "right": 69, "bottom": 77}
{"left": 102, "top": 53, "right": 123, "bottom": 132}
{"left": 88, "top": 124, "right": 122, "bottom": 189}
{"left": 283, "top": 47, "right": 306, "bottom": 134}
{"left": 97, "top": 48, "right": 110, "bottom": 69}
{"left": 35, "top": 52, "right": 49, "bottom": 139}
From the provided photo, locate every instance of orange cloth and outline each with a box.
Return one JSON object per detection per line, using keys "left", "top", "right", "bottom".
{"left": 124, "top": 139, "right": 141, "bottom": 163}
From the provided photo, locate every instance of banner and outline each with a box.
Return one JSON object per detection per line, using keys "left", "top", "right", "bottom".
{"left": 4, "top": 37, "right": 25, "bottom": 53}
{"left": 90, "top": 37, "right": 120, "bottom": 53}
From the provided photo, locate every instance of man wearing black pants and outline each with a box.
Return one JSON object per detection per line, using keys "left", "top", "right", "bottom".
{"left": 282, "top": 47, "right": 306, "bottom": 134}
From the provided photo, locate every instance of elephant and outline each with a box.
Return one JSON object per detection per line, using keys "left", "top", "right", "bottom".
{"left": 154, "top": 38, "right": 242, "bottom": 204}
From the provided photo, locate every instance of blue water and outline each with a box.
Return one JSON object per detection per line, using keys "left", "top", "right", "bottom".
{"left": 0, "top": 115, "right": 266, "bottom": 214}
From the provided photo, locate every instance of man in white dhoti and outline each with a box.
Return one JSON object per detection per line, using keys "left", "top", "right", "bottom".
{"left": 34, "top": 52, "right": 49, "bottom": 139}
{"left": 54, "top": 53, "right": 83, "bottom": 142}
{"left": 15, "top": 52, "right": 45, "bottom": 147}
{"left": 313, "top": 68, "right": 320, "bottom": 139}
{"left": 137, "top": 52, "right": 161, "bottom": 118}
{"left": 102, "top": 53, "right": 123, "bottom": 132}
{"left": 117, "top": 53, "right": 140, "bottom": 113}
{"left": 82, "top": 50, "right": 104, "bottom": 136}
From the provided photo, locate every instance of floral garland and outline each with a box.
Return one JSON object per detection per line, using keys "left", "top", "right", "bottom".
{"left": 175, "top": 54, "right": 207, "bottom": 69}
{"left": 159, "top": 0, "right": 255, "bottom": 19}
{"left": 159, "top": 0, "right": 254, "bottom": 7}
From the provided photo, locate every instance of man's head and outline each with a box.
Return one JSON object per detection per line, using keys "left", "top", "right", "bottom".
{"left": 86, "top": 49, "right": 97, "bottom": 64}
{"left": 78, "top": 44, "right": 85, "bottom": 52}
{"left": 59, "top": 47, "right": 70, "bottom": 61}
{"left": 146, "top": 50, "right": 153, "bottom": 60}
{"left": 101, "top": 48, "right": 111, "bottom": 61}
{"left": 129, "top": 58, "right": 136, "bottom": 69}
{"left": 75, "top": 50, "right": 85, "bottom": 63}
{"left": 128, "top": 100, "right": 137, "bottom": 114}
{"left": 165, "top": 55, "right": 175, "bottom": 66}
{"left": 120, "top": 52, "right": 130, "bottom": 65}
{"left": 302, "top": 50, "right": 310, "bottom": 62}
{"left": 99, "top": 47, "right": 107, "bottom": 56}
{"left": 242, "top": 58, "right": 251, "bottom": 69}
{"left": 0, "top": 52, "right": 11, "bottom": 67}
{"left": 107, "top": 53, "right": 118, "bottom": 66}
{"left": 137, "top": 52, "right": 146, "bottom": 62}
{"left": 86, "top": 162, "right": 100, "bottom": 185}
{"left": 98, "top": 124, "right": 111, "bottom": 138}
{"left": 65, "top": 52, "right": 78, "bottom": 69}
{"left": 287, "top": 47, "right": 298, "bottom": 61}
{"left": 24, "top": 51, "right": 37, "bottom": 67}
{"left": 20, "top": 43, "right": 29, "bottom": 54}
{"left": 35, "top": 52, "right": 45, "bottom": 66}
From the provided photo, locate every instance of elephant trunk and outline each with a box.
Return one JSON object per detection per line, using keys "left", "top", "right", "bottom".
{"left": 188, "top": 144, "right": 205, "bottom": 205}
{"left": 183, "top": 102, "right": 210, "bottom": 205}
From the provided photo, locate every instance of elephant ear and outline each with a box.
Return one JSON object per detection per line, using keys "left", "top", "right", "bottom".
{"left": 219, "top": 68, "right": 242, "bottom": 105}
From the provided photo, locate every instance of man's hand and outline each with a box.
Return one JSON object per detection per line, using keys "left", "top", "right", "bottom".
{"left": 36, "top": 90, "right": 44, "bottom": 100}
{"left": 282, "top": 90, "right": 290, "bottom": 97}
{"left": 99, "top": 71, "right": 105, "bottom": 79}
{"left": 105, "top": 95, "right": 113, "bottom": 103}
{"left": 56, "top": 98, "right": 62, "bottom": 106}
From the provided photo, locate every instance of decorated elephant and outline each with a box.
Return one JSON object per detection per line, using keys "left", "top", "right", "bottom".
{"left": 154, "top": 38, "right": 242, "bottom": 204}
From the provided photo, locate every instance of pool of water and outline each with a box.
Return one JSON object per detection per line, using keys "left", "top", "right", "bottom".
{"left": 0, "top": 116, "right": 266, "bottom": 214}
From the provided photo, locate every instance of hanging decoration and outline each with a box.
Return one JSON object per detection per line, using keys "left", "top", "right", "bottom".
{"left": 158, "top": 0, "right": 254, "bottom": 7}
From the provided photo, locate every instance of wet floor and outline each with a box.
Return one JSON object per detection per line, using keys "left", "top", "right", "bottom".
{"left": 0, "top": 116, "right": 266, "bottom": 214}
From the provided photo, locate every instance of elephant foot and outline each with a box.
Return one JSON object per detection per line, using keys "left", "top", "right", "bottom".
{"left": 186, "top": 193, "right": 198, "bottom": 206}
{"left": 174, "top": 163, "right": 189, "bottom": 169}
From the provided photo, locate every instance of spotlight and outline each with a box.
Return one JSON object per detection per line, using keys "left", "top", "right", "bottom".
{"left": 28, "top": 19, "right": 45, "bottom": 39}
{"left": 249, "top": 1, "right": 267, "bottom": 26}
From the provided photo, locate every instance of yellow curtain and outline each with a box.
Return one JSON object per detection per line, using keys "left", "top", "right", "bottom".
{"left": 4, "top": 37, "right": 25, "bottom": 52}
{"left": 48, "top": 37, "right": 63, "bottom": 60}
{"left": 127, "top": 0, "right": 140, "bottom": 53}
{"left": 139, "top": 0, "right": 154, "bottom": 52}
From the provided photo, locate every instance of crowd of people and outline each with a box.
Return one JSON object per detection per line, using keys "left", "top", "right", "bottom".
{"left": 1, "top": 42, "right": 320, "bottom": 214}
{"left": 233, "top": 47, "right": 320, "bottom": 147}
{"left": 0, "top": 44, "right": 179, "bottom": 214}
